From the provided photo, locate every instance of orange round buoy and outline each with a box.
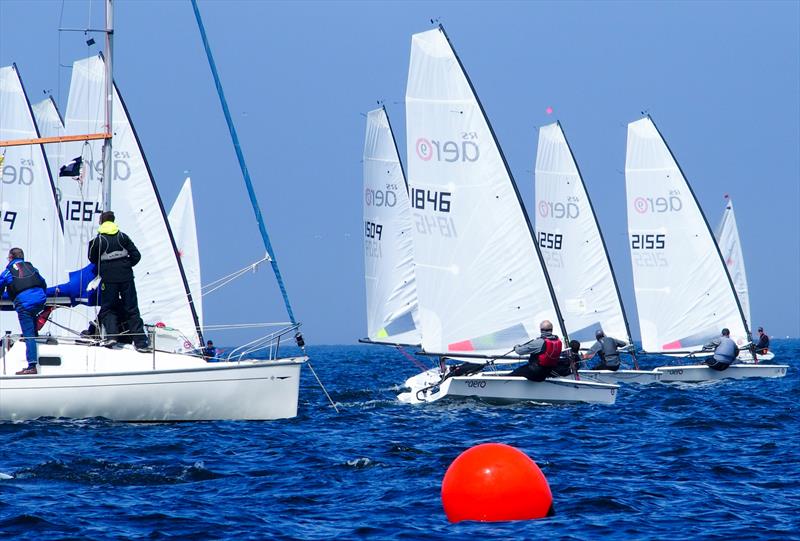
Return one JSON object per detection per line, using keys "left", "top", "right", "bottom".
{"left": 441, "top": 443, "right": 552, "bottom": 522}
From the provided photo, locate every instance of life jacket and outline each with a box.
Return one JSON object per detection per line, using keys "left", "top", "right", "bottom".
{"left": 7, "top": 261, "right": 45, "bottom": 299}
{"left": 537, "top": 337, "right": 563, "bottom": 367}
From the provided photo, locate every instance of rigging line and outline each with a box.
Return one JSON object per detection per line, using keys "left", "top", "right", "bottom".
{"left": 395, "top": 345, "right": 428, "bottom": 372}
{"left": 191, "top": 1, "right": 337, "bottom": 413}
{"left": 189, "top": 0, "right": 296, "bottom": 325}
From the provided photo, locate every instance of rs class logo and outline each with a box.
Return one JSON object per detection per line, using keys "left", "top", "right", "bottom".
{"left": 2, "top": 160, "right": 35, "bottom": 185}
{"left": 415, "top": 132, "right": 480, "bottom": 163}
{"left": 633, "top": 195, "right": 683, "bottom": 214}
{"left": 538, "top": 199, "right": 580, "bottom": 219}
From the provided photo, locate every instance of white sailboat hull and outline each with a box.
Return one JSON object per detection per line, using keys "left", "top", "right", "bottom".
{"left": 0, "top": 341, "right": 305, "bottom": 421}
{"left": 399, "top": 371, "right": 618, "bottom": 405}
{"left": 737, "top": 350, "right": 775, "bottom": 363}
{"left": 655, "top": 364, "right": 788, "bottom": 383}
{"left": 578, "top": 369, "right": 663, "bottom": 384}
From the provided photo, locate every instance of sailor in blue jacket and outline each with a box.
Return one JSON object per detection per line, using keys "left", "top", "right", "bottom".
{"left": 0, "top": 248, "right": 47, "bottom": 375}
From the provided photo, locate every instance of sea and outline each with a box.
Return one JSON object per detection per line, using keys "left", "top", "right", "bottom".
{"left": 1, "top": 341, "right": 798, "bottom": 540}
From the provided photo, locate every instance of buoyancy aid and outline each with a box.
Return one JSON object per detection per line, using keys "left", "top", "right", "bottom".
{"left": 8, "top": 261, "right": 45, "bottom": 299}
{"left": 537, "top": 337, "right": 563, "bottom": 367}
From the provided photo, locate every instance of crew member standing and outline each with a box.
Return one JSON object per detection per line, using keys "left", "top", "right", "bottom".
{"left": 88, "top": 211, "right": 151, "bottom": 352}
{"left": 510, "top": 320, "right": 563, "bottom": 382}
{"left": 0, "top": 248, "right": 47, "bottom": 375}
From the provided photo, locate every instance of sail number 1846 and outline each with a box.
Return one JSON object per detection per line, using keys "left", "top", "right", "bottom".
{"left": 410, "top": 188, "right": 451, "bottom": 213}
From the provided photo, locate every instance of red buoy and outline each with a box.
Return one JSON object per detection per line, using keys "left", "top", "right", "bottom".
{"left": 441, "top": 443, "right": 552, "bottom": 522}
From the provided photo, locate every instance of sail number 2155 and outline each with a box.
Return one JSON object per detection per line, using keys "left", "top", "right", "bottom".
{"left": 631, "top": 233, "right": 666, "bottom": 250}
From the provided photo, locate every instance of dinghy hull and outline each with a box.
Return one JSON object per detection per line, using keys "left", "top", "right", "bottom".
{"left": 578, "top": 369, "right": 662, "bottom": 384}
{"left": 0, "top": 341, "right": 305, "bottom": 421}
{"left": 655, "top": 364, "right": 788, "bottom": 383}
{"left": 399, "top": 372, "right": 618, "bottom": 405}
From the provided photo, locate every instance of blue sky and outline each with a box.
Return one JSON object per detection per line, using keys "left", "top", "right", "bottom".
{"left": 1, "top": 0, "right": 798, "bottom": 344}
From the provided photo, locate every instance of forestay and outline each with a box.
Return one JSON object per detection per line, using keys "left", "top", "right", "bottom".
{"left": 625, "top": 117, "right": 748, "bottom": 352}
{"left": 61, "top": 55, "right": 201, "bottom": 347}
{"left": 406, "top": 27, "right": 565, "bottom": 355}
{"left": 535, "top": 122, "right": 631, "bottom": 347}
{"left": 362, "top": 107, "right": 421, "bottom": 345}
{"left": 715, "top": 198, "right": 751, "bottom": 328}
{"left": 0, "top": 65, "right": 63, "bottom": 332}
{"left": 31, "top": 96, "right": 66, "bottom": 184}
{"left": 168, "top": 177, "right": 203, "bottom": 331}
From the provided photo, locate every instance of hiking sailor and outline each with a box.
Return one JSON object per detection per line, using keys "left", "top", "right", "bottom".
{"left": 509, "top": 320, "right": 563, "bottom": 382}
{"left": 584, "top": 329, "right": 628, "bottom": 371}
{"left": 88, "top": 211, "right": 151, "bottom": 352}
{"left": 702, "top": 328, "right": 739, "bottom": 371}
{"left": 0, "top": 248, "right": 48, "bottom": 375}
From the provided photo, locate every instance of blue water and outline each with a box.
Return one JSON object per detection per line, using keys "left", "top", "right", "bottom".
{"left": 1, "top": 341, "right": 798, "bottom": 540}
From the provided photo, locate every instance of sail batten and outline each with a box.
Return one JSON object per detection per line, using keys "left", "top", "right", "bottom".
{"left": 406, "top": 27, "right": 566, "bottom": 356}
{"left": 625, "top": 117, "right": 749, "bottom": 352}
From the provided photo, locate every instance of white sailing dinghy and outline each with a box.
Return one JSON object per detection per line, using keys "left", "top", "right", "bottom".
{"left": 0, "top": 16, "right": 306, "bottom": 420}
{"left": 534, "top": 122, "right": 660, "bottom": 384}
{"left": 398, "top": 27, "right": 618, "bottom": 405}
{"left": 624, "top": 117, "right": 787, "bottom": 383}
{"left": 715, "top": 197, "right": 773, "bottom": 362}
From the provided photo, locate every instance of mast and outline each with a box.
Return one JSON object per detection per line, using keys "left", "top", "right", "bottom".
{"left": 438, "top": 25, "right": 569, "bottom": 343}
{"left": 190, "top": 0, "right": 297, "bottom": 325}
{"left": 647, "top": 115, "right": 753, "bottom": 343}
{"left": 101, "top": 0, "right": 114, "bottom": 210}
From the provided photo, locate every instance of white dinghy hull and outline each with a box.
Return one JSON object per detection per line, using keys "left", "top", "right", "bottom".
{"left": 399, "top": 372, "right": 618, "bottom": 405}
{"left": 1, "top": 342, "right": 305, "bottom": 421}
{"left": 655, "top": 364, "right": 788, "bottom": 383}
{"left": 578, "top": 369, "right": 663, "bottom": 385}
{"left": 737, "top": 350, "right": 775, "bottom": 363}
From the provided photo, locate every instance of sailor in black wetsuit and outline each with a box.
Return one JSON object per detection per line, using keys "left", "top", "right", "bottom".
{"left": 88, "top": 211, "right": 150, "bottom": 352}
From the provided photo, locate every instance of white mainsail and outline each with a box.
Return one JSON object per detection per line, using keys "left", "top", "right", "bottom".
{"left": 60, "top": 55, "right": 201, "bottom": 346}
{"left": 0, "top": 64, "right": 64, "bottom": 333}
{"left": 31, "top": 96, "right": 66, "bottom": 183}
{"left": 168, "top": 177, "right": 203, "bottom": 331}
{"left": 715, "top": 198, "right": 751, "bottom": 328}
{"left": 362, "top": 107, "right": 421, "bottom": 345}
{"left": 406, "top": 27, "right": 565, "bottom": 356}
{"left": 535, "top": 122, "right": 631, "bottom": 347}
{"left": 625, "top": 116, "right": 748, "bottom": 352}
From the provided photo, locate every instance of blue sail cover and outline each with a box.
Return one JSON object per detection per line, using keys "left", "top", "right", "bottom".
{"left": 46, "top": 263, "right": 99, "bottom": 306}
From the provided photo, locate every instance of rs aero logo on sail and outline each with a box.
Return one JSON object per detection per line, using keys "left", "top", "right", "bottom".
{"left": 416, "top": 132, "right": 480, "bottom": 162}
{"left": 634, "top": 195, "right": 683, "bottom": 214}
{"left": 538, "top": 198, "right": 580, "bottom": 219}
